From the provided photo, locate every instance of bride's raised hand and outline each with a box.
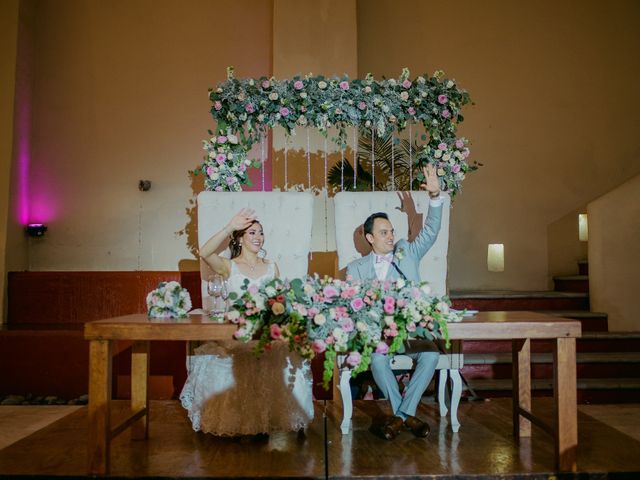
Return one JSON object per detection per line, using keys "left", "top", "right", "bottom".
{"left": 227, "top": 208, "right": 257, "bottom": 232}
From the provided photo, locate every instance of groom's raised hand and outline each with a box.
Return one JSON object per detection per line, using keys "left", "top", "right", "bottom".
{"left": 420, "top": 164, "right": 441, "bottom": 199}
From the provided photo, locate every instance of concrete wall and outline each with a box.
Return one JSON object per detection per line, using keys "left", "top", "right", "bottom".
{"left": 589, "top": 175, "right": 640, "bottom": 331}
{"left": 357, "top": 0, "right": 640, "bottom": 290}
{"left": 6, "top": 0, "right": 640, "bottom": 296}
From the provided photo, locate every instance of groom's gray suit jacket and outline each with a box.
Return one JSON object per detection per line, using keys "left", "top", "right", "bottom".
{"left": 346, "top": 203, "right": 443, "bottom": 284}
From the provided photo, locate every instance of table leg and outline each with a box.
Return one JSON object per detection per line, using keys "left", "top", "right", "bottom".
{"left": 131, "top": 340, "right": 149, "bottom": 440}
{"left": 88, "top": 339, "right": 112, "bottom": 475}
{"left": 512, "top": 338, "right": 531, "bottom": 438}
{"left": 554, "top": 337, "right": 578, "bottom": 472}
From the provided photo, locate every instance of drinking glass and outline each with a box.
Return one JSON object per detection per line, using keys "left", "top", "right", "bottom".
{"left": 207, "top": 274, "right": 226, "bottom": 315}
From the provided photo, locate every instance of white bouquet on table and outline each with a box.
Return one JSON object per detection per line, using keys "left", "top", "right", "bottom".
{"left": 146, "top": 281, "right": 192, "bottom": 318}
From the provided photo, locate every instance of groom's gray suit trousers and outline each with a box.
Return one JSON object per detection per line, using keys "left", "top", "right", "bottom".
{"left": 370, "top": 350, "right": 439, "bottom": 419}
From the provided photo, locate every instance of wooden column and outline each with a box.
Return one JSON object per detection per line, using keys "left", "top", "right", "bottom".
{"left": 554, "top": 337, "right": 578, "bottom": 471}
{"left": 512, "top": 338, "right": 531, "bottom": 438}
{"left": 131, "top": 340, "right": 149, "bottom": 440}
{"left": 87, "top": 339, "right": 112, "bottom": 475}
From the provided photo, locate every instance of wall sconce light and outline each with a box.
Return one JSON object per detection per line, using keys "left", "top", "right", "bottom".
{"left": 487, "top": 243, "right": 504, "bottom": 272}
{"left": 25, "top": 223, "right": 48, "bottom": 237}
{"left": 578, "top": 214, "right": 588, "bottom": 242}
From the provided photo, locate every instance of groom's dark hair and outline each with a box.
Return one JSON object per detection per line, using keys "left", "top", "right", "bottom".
{"left": 363, "top": 212, "right": 389, "bottom": 237}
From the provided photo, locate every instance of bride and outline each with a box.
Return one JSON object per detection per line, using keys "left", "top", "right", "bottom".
{"left": 180, "top": 208, "right": 314, "bottom": 436}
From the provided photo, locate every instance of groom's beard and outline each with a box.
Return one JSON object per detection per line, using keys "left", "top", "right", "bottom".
{"left": 390, "top": 261, "right": 407, "bottom": 281}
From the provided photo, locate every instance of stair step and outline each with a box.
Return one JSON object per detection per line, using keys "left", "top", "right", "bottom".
{"left": 451, "top": 290, "right": 589, "bottom": 311}
{"left": 465, "top": 377, "right": 640, "bottom": 391}
{"left": 553, "top": 275, "right": 589, "bottom": 293}
{"left": 464, "top": 352, "right": 640, "bottom": 364}
{"left": 536, "top": 310, "right": 607, "bottom": 331}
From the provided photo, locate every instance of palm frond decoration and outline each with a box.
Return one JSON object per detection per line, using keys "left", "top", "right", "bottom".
{"left": 329, "top": 129, "right": 420, "bottom": 191}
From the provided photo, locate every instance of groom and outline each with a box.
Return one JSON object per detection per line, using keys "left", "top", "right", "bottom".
{"left": 346, "top": 165, "right": 443, "bottom": 440}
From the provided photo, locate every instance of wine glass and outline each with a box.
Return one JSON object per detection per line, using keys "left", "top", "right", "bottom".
{"left": 207, "top": 274, "right": 225, "bottom": 316}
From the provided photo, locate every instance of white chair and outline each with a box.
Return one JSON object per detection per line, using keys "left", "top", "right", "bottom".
{"left": 197, "top": 191, "right": 314, "bottom": 308}
{"left": 332, "top": 191, "right": 463, "bottom": 433}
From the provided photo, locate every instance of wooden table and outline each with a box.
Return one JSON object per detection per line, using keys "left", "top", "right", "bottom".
{"left": 84, "top": 313, "right": 236, "bottom": 475}
{"left": 85, "top": 311, "right": 581, "bottom": 475}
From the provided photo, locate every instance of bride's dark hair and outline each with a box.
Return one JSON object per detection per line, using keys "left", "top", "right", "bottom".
{"left": 229, "top": 220, "right": 264, "bottom": 259}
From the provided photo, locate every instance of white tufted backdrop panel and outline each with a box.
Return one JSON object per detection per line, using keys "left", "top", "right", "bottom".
{"left": 198, "top": 192, "right": 314, "bottom": 303}
{"left": 333, "top": 192, "right": 451, "bottom": 296}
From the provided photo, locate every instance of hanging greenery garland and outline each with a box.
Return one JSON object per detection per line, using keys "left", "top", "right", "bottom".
{"left": 198, "top": 66, "right": 479, "bottom": 195}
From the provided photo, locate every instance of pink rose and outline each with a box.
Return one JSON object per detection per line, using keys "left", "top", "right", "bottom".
{"left": 438, "top": 142, "right": 447, "bottom": 151}
{"left": 245, "top": 103, "right": 255, "bottom": 113}
{"left": 384, "top": 296, "right": 395, "bottom": 306}
{"left": 341, "top": 287, "right": 356, "bottom": 299}
{"left": 341, "top": 318, "right": 354, "bottom": 332}
{"left": 384, "top": 328, "right": 398, "bottom": 337}
{"left": 213, "top": 101, "right": 222, "bottom": 111}
{"left": 407, "top": 107, "right": 416, "bottom": 115}
{"left": 345, "top": 351, "right": 361, "bottom": 367}
{"left": 215, "top": 186, "right": 223, "bottom": 192}
{"left": 452, "top": 164, "right": 461, "bottom": 173}
{"left": 325, "top": 335, "right": 335, "bottom": 345}
{"left": 239, "top": 163, "right": 247, "bottom": 172}
{"left": 206, "top": 166, "right": 215, "bottom": 177}
{"left": 226, "top": 176, "right": 237, "bottom": 185}
{"left": 402, "top": 79, "right": 412, "bottom": 89}
{"left": 279, "top": 106, "right": 290, "bottom": 117}
{"left": 323, "top": 286, "right": 338, "bottom": 299}
{"left": 350, "top": 297, "right": 364, "bottom": 312}
{"left": 375, "top": 341, "right": 389, "bottom": 355}
{"left": 383, "top": 302, "right": 395, "bottom": 314}
{"left": 442, "top": 109, "right": 451, "bottom": 119}
{"left": 233, "top": 330, "right": 243, "bottom": 339}
{"left": 438, "top": 94, "right": 448, "bottom": 104}
{"left": 357, "top": 101, "right": 367, "bottom": 110}
{"left": 311, "top": 339, "right": 326, "bottom": 353}
{"left": 261, "top": 80, "right": 270, "bottom": 89}
{"left": 217, "top": 135, "right": 227, "bottom": 144}
{"left": 270, "top": 323, "right": 282, "bottom": 340}
{"left": 339, "top": 81, "right": 349, "bottom": 90}
{"left": 248, "top": 284, "right": 259, "bottom": 295}
{"left": 307, "top": 307, "right": 319, "bottom": 318}
{"left": 407, "top": 323, "right": 416, "bottom": 332}
{"left": 216, "top": 153, "right": 226, "bottom": 164}
{"left": 455, "top": 139, "right": 465, "bottom": 149}
{"left": 293, "top": 80, "right": 304, "bottom": 90}
{"left": 397, "top": 299, "right": 406, "bottom": 308}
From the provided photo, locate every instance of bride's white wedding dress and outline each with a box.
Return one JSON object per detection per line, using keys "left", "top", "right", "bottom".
{"left": 180, "top": 261, "right": 314, "bottom": 435}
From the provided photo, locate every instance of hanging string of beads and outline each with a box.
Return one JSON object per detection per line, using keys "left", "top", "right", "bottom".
{"left": 408, "top": 123, "right": 413, "bottom": 191}
{"left": 391, "top": 132, "right": 395, "bottom": 191}
{"left": 353, "top": 126, "right": 358, "bottom": 190}
{"left": 371, "top": 128, "right": 375, "bottom": 192}
{"left": 306, "top": 127, "right": 311, "bottom": 190}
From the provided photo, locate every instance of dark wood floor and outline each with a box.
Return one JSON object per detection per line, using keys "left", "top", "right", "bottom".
{"left": 1, "top": 398, "right": 639, "bottom": 479}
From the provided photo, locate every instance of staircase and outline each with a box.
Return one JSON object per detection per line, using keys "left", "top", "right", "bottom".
{"left": 450, "top": 260, "right": 640, "bottom": 403}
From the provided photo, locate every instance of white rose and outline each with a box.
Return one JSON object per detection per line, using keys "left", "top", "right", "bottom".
{"left": 417, "top": 76, "right": 426, "bottom": 84}
{"left": 318, "top": 81, "right": 327, "bottom": 89}
{"left": 364, "top": 86, "right": 372, "bottom": 94}
{"left": 227, "top": 310, "right": 240, "bottom": 321}
{"left": 254, "top": 294, "right": 266, "bottom": 311}
{"left": 227, "top": 153, "right": 234, "bottom": 160}
{"left": 434, "top": 150, "right": 442, "bottom": 159}
{"left": 446, "top": 80, "right": 455, "bottom": 88}
{"left": 382, "top": 104, "right": 390, "bottom": 113}
{"left": 300, "top": 92, "right": 307, "bottom": 98}
{"left": 265, "top": 286, "right": 276, "bottom": 297}
{"left": 257, "top": 114, "right": 265, "bottom": 122}
{"left": 314, "top": 313, "right": 326, "bottom": 326}
{"left": 356, "top": 321, "right": 368, "bottom": 332}
{"left": 269, "top": 92, "right": 279, "bottom": 101}
{"left": 437, "top": 301, "right": 450, "bottom": 314}
{"left": 396, "top": 278, "right": 406, "bottom": 289}
{"left": 303, "top": 284, "right": 314, "bottom": 294}
{"left": 211, "top": 173, "right": 219, "bottom": 180}
{"left": 227, "top": 134, "right": 239, "bottom": 144}
{"left": 400, "top": 91, "right": 409, "bottom": 101}
{"left": 442, "top": 153, "right": 451, "bottom": 161}
{"left": 329, "top": 308, "right": 336, "bottom": 319}
{"left": 384, "top": 316, "right": 395, "bottom": 326}
{"left": 420, "top": 284, "right": 432, "bottom": 295}
{"left": 421, "top": 91, "right": 427, "bottom": 98}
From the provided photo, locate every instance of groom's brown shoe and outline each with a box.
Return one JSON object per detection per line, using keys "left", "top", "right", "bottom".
{"left": 404, "top": 415, "right": 431, "bottom": 438}
{"left": 382, "top": 415, "right": 404, "bottom": 440}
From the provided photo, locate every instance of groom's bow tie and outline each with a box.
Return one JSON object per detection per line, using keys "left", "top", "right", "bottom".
{"left": 375, "top": 253, "right": 393, "bottom": 264}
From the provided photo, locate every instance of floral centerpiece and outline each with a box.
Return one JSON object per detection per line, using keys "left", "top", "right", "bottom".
{"left": 146, "top": 281, "right": 192, "bottom": 318}
{"left": 202, "top": 67, "right": 478, "bottom": 196}
{"left": 225, "top": 275, "right": 463, "bottom": 388}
